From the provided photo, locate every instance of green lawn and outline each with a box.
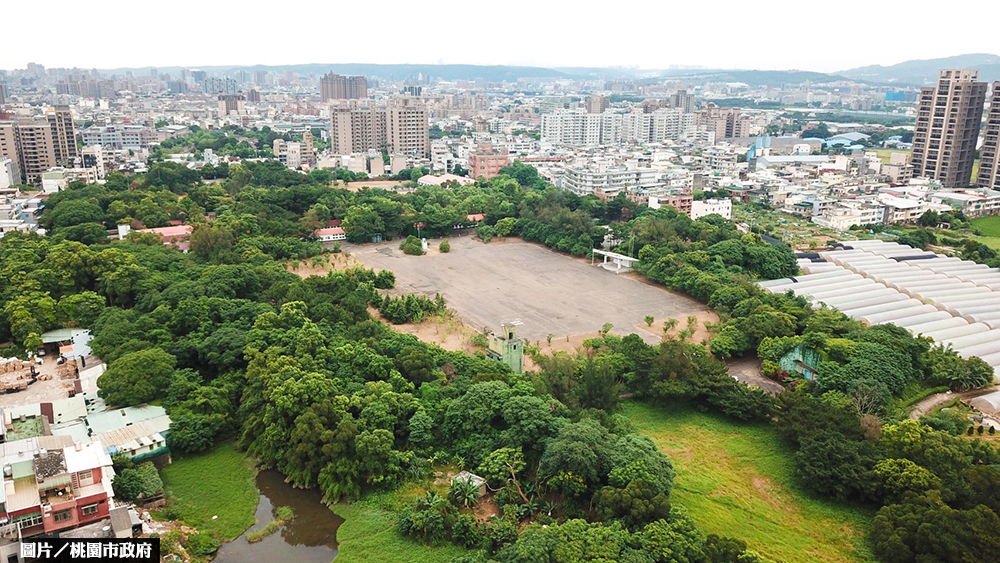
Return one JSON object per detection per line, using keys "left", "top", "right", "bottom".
{"left": 160, "top": 442, "right": 259, "bottom": 541}
{"left": 971, "top": 215, "right": 1000, "bottom": 238}
{"left": 625, "top": 402, "right": 875, "bottom": 563}
{"left": 333, "top": 484, "right": 468, "bottom": 563}
{"left": 868, "top": 148, "right": 910, "bottom": 163}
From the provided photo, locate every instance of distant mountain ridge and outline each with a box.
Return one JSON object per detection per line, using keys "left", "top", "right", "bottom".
{"left": 839, "top": 53, "right": 1000, "bottom": 85}
{"left": 87, "top": 63, "right": 849, "bottom": 86}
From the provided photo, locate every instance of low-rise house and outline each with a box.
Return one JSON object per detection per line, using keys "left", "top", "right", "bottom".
{"left": 312, "top": 227, "right": 346, "bottom": 241}
{"left": 0, "top": 437, "right": 115, "bottom": 536}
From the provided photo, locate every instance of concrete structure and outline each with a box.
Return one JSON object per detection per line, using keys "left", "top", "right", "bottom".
{"left": 541, "top": 109, "right": 620, "bottom": 146}
{"left": 691, "top": 198, "right": 732, "bottom": 220}
{"left": 217, "top": 94, "right": 246, "bottom": 116}
{"left": 671, "top": 89, "right": 696, "bottom": 113}
{"left": 46, "top": 106, "right": 77, "bottom": 165}
{"left": 487, "top": 321, "right": 524, "bottom": 374}
{"left": 0, "top": 158, "right": 17, "bottom": 189}
{"left": 558, "top": 160, "right": 665, "bottom": 197}
{"left": 649, "top": 194, "right": 693, "bottom": 215}
{"left": 587, "top": 94, "right": 610, "bottom": 114}
{"left": 978, "top": 82, "right": 1000, "bottom": 190}
{"left": 10, "top": 122, "right": 56, "bottom": 184}
{"left": 0, "top": 438, "right": 115, "bottom": 537}
{"left": 469, "top": 144, "right": 509, "bottom": 179}
{"left": 330, "top": 105, "right": 429, "bottom": 157}
{"left": 697, "top": 105, "right": 751, "bottom": 139}
{"left": 911, "top": 70, "right": 987, "bottom": 188}
{"left": 80, "top": 125, "right": 158, "bottom": 150}
{"left": 320, "top": 73, "right": 367, "bottom": 101}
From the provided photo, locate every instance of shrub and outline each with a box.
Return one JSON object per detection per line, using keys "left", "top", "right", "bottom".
{"left": 990, "top": 426, "right": 996, "bottom": 435}
{"left": 374, "top": 270, "right": 396, "bottom": 289}
{"left": 399, "top": 235, "right": 425, "bottom": 256}
{"left": 439, "top": 240, "right": 451, "bottom": 253}
{"left": 477, "top": 225, "right": 496, "bottom": 243}
{"left": 185, "top": 533, "right": 219, "bottom": 556}
{"left": 977, "top": 426, "right": 985, "bottom": 435}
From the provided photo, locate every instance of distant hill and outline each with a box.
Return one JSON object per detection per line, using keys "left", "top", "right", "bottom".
{"left": 97, "top": 63, "right": 573, "bottom": 82}
{"left": 838, "top": 54, "right": 1000, "bottom": 85}
{"left": 651, "top": 69, "right": 854, "bottom": 87}
{"left": 90, "top": 63, "right": 850, "bottom": 86}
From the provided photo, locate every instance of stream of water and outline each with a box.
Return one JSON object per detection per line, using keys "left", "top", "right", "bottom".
{"left": 213, "top": 470, "right": 344, "bottom": 563}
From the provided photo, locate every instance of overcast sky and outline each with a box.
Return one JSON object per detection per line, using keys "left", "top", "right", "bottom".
{"left": 3, "top": 0, "right": 998, "bottom": 73}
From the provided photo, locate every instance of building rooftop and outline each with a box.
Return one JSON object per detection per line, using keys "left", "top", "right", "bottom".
{"left": 33, "top": 449, "right": 67, "bottom": 479}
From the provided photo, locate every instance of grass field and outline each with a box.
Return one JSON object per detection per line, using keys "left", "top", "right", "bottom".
{"left": 625, "top": 402, "right": 875, "bottom": 563}
{"left": 868, "top": 148, "right": 910, "bottom": 163}
{"left": 333, "top": 484, "right": 467, "bottom": 563}
{"left": 160, "top": 442, "right": 259, "bottom": 541}
{"left": 971, "top": 215, "right": 1000, "bottom": 238}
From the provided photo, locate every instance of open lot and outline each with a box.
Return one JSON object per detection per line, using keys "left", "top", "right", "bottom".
{"left": 625, "top": 402, "right": 874, "bottom": 563}
{"left": 346, "top": 237, "right": 710, "bottom": 343}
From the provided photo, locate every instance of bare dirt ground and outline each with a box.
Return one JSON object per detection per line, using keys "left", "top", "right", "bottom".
{"left": 375, "top": 312, "right": 485, "bottom": 356}
{"left": 285, "top": 253, "right": 361, "bottom": 279}
{"left": 345, "top": 237, "right": 711, "bottom": 344}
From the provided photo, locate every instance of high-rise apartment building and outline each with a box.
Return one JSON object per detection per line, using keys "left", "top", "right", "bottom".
{"left": 977, "top": 82, "right": 1000, "bottom": 190}
{"left": 218, "top": 94, "right": 246, "bottom": 116}
{"left": 541, "top": 109, "right": 621, "bottom": 147}
{"left": 13, "top": 122, "right": 58, "bottom": 184}
{"left": 0, "top": 122, "right": 20, "bottom": 184}
{"left": 587, "top": 94, "right": 610, "bottom": 114}
{"left": 46, "top": 106, "right": 77, "bottom": 164}
{"left": 911, "top": 69, "right": 987, "bottom": 188}
{"left": 0, "top": 83, "right": 6, "bottom": 106}
{"left": 330, "top": 105, "right": 428, "bottom": 157}
{"left": 320, "top": 73, "right": 368, "bottom": 102}
{"left": 696, "top": 105, "right": 749, "bottom": 139}
{"left": 80, "top": 125, "right": 158, "bottom": 150}
{"left": 670, "top": 89, "right": 696, "bottom": 113}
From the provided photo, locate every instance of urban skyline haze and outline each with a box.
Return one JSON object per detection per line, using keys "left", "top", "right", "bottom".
{"left": 3, "top": 0, "right": 999, "bottom": 73}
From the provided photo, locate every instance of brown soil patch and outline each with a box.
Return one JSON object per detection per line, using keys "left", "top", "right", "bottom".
{"left": 374, "top": 311, "right": 485, "bottom": 355}
{"left": 635, "top": 309, "right": 720, "bottom": 348}
{"left": 472, "top": 495, "right": 501, "bottom": 523}
{"left": 286, "top": 253, "right": 361, "bottom": 278}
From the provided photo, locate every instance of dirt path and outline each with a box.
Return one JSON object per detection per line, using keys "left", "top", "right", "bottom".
{"left": 907, "top": 385, "right": 1000, "bottom": 420}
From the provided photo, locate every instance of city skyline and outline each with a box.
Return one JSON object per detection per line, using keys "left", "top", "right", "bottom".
{"left": 3, "top": 0, "right": 999, "bottom": 73}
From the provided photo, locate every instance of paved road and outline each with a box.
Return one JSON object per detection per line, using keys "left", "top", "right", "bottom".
{"left": 725, "top": 356, "right": 785, "bottom": 395}
{"left": 907, "top": 385, "right": 1000, "bottom": 420}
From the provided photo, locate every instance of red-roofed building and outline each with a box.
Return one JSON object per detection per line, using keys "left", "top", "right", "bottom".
{"left": 135, "top": 224, "right": 194, "bottom": 252}
{"left": 313, "top": 227, "right": 346, "bottom": 241}
{"left": 455, "top": 213, "right": 485, "bottom": 230}
{"left": 325, "top": 219, "right": 343, "bottom": 228}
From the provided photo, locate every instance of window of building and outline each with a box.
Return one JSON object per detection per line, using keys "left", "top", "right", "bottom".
{"left": 53, "top": 510, "right": 73, "bottom": 523}
{"left": 78, "top": 470, "right": 93, "bottom": 482}
{"left": 82, "top": 504, "right": 99, "bottom": 516}
{"left": 16, "top": 513, "right": 43, "bottom": 528}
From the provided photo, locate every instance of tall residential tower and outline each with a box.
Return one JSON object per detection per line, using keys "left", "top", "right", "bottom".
{"left": 911, "top": 70, "right": 987, "bottom": 188}
{"left": 977, "top": 82, "right": 1000, "bottom": 190}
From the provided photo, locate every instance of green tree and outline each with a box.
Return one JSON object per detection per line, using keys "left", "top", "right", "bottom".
{"left": 871, "top": 491, "right": 1000, "bottom": 563}
{"left": 97, "top": 348, "right": 177, "bottom": 406}
{"left": 112, "top": 462, "right": 163, "bottom": 502}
